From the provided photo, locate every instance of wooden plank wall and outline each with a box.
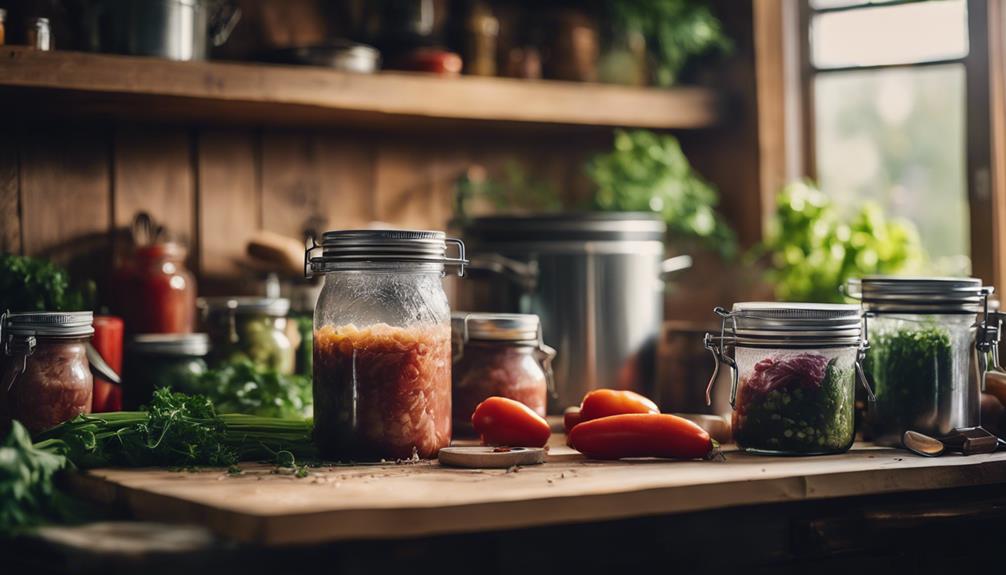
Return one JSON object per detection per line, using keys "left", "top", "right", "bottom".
{"left": 0, "top": 121, "right": 601, "bottom": 302}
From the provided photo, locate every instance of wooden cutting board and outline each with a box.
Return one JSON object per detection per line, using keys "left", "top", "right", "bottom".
{"left": 67, "top": 445, "right": 1006, "bottom": 545}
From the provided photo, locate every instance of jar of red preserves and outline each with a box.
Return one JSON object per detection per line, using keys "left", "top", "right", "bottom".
{"left": 306, "top": 230, "right": 467, "bottom": 461}
{"left": 0, "top": 311, "right": 95, "bottom": 433}
{"left": 112, "top": 242, "right": 196, "bottom": 335}
{"left": 451, "top": 313, "right": 555, "bottom": 436}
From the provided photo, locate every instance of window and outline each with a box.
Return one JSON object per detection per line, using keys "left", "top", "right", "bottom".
{"left": 804, "top": 0, "right": 977, "bottom": 274}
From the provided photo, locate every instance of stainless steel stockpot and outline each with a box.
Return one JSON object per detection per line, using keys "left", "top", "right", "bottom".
{"left": 461, "top": 213, "right": 691, "bottom": 412}
{"left": 85, "top": 0, "right": 240, "bottom": 61}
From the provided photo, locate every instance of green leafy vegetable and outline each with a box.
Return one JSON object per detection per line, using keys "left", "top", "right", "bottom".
{"left": 184, "top": 360, "right": 313, "bottom": 420}
{"left": 608, "top": 0, "right": 732, "bottom": 87}
{"left": 0, "top": 422, "right": 71, "bottom": 535}
{"left": 0, "top": 254, "right": 90, "bottom": 312}
{"left": 587, "top": 129, "right": 736, "bottom": 256}
{"left": 754, "top": 181, "right": 925, "bottom": 303}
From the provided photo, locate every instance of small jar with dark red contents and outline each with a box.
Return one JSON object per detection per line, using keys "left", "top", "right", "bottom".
{"left": 1, "top": 311, "right": 94, "bottom": 433}
{"left": 451, "top": 313, "right": 555, "bottom": 436}
{"left": 306, "top": 230, "right": 467, "bottom": 461}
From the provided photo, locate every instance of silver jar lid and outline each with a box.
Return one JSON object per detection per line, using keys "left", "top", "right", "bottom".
{"left": 452, "top": 312, "right": 541, "bottom": 343}
{"left": 716, "top": 302, "right": 863, "bottom": 346}
{"left": 306, "top": 229, "right": 468, "bottom": 276}
{"left": 129, "top": 333, "right": 209, "bottom": 356}
{"left": 197, "top": 297, "right": 290, "bottom": 317}
{"left": 2, "top": 311, "right": 95, "bottom": 337}
{"left": 848, "top": 276, "right": 991, "bottom": 313}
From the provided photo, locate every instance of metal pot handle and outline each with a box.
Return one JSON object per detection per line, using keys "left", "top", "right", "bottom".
{"left": 466, "top": 254, "right": 538, "bottom": 292}
{"left": 210, "top": 2, "right": 242, "bottom": 47}
{"left": 660, "top": 255, "right": 693, "bottom": 277}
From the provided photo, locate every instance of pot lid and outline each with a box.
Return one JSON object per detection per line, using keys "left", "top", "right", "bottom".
{"left": 452, "top": 312, "right": 540, "bottom": 342}
{"left": 2, "top": 311, "right": 94, "bottom": 337}
{"left": 198, "top": 297, "right": 290, "bottom": 317}
{"left": 848, "top": 276, "right": 991, "bottom": 313}
{"left": 129, "top": 333, "right": 209, "bottom": 356}
{"left": 466, "top": 213, "right": 666, "bottom": 243}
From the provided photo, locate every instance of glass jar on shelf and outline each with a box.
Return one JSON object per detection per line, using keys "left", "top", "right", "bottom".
{"left": 112, "top": 241, "right": 196, "bottom": 335}
{"left": 451, "top": 312, "right": 555, "bottom": 436}
{"left": 122, "top": 333, "right": 209, "bottom": 409}
{"left": 306, "top": 229, "right": 467, "bottom": 461}
{"left": 705, "top": 302, "right": 873, "bottom": 455}
{"left": 197, "top": 297, "right": 294, "bottom": 374}
{"left": 847, "top": 277, "right": 999, "bottom": 446}
{"left": 0, "top": 311, "right": 94, "bottom": 433}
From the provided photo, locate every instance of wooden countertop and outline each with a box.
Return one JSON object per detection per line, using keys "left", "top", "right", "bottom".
{"left": 67, "top": 443, "right": 1006, "bottom": 546}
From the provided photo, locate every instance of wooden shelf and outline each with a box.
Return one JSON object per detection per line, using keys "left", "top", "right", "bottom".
{"left": 0, "top": 47, "right": 724, "bottom": 131}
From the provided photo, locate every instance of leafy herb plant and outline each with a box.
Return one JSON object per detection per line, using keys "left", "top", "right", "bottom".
{"left": 587, "top": 129, "right": 736, "bottom": 256}
{"left": 608, "top": 0, "right": 732, "bottom": 86}
{"left": 0, "top": 254, "right": 89, "bottom": 312}
{"left": 754, "top": 181, "right": 925, "bottom": 303}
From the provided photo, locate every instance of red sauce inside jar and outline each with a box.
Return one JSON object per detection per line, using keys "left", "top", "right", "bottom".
{"left": 452, "top": 342, "right": 547, "bottom": 437}
{"left": 313, "top": 323, "right": 451, "bottom": 460}
{"left": 111, "top": 242, "right": 195, "bottom": 335}
{"left": 0, "top": 338, "right": 93, "bottom": 433}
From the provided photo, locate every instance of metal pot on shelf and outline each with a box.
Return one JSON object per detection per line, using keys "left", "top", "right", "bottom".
{"left": 460, "top": 213, "right": 691, "bottom": 413}
{"left": 83, "top": 0, "right": 240, "bottom": 61}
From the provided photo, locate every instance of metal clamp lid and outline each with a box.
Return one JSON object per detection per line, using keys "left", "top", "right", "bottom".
{"left": 847, "top": 276, "right": 993, "bottom": 313}
{"left": 197, "top": 297, "right": 290, "bottom": 317}
{"left": 305, "top": 229, "right": 468, "bottom": 277}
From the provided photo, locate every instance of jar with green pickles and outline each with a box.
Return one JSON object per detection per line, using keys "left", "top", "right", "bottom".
{"left": 197, "top": 297, "right": 294, "bottom": 374}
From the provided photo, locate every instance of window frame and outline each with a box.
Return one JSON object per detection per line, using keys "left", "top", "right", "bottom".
{"left": 791, "top": 0, "right": 995, "bottom": 282}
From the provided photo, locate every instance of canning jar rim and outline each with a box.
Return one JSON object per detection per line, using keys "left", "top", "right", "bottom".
{"left": 1, "top": 310, "right": 95, "bottom": 338}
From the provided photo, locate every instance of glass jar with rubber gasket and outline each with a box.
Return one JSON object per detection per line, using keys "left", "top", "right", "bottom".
{"left": 198, "top": 297, "right": 294, "bottom": 374}
{"left": 705, "top": 302, "right": 873, "bottom": 455}
{"left": 451, "top": 312, "right": 556, "bottom": 436}
{"left": 307, "top": 229, "right": 468, "bottom": 461}
{"left": 0, "top": 311, "right": 95, "bottom": 433}
{"left": 847, "top": 277, "right": 1000, "bottom": 446}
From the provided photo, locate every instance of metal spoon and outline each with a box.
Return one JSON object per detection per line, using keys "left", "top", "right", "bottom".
{"left": 902, "top": 430, "right": 945, "bottom": 457}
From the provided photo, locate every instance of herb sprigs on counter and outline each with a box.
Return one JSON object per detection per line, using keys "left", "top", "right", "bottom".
{"left": 733, "top": 353, "right": 855, "bottom": 454}
{"left": 865, "top": 325, "right": 953, "bottom": 437}
{"left": 34, "top": 388, "right": 317, "bottom": 469}
{"left": 3, "top": 389, "right": 316, "bottom": 534}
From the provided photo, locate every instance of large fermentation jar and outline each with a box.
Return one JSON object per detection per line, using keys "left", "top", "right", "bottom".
{"left": 848, "top": 277, "right": 997, "bottom": 446}
{"left": 451, "top": 312, "right": 555, "bottom": 435}
{"left": 306, "top": 230, "right": 467, "bottom": 461}
{"left": 0, "top": 311, "right": 95, "bottom": 433}
{"left": 705, "top": 303, "right": 873, "bottom": 455}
